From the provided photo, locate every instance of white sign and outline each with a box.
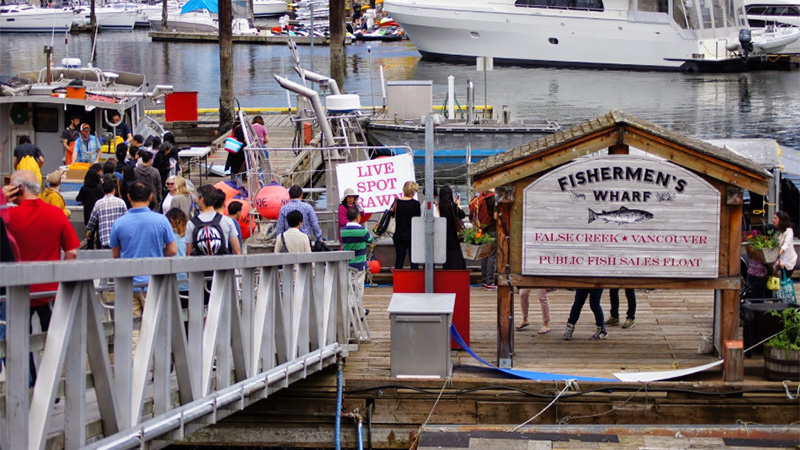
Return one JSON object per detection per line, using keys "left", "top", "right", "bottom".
{"left": 522, "top": 155, "right": 720, "bottom": 278}
{"left": 336, "top": 153, "right": 415, "bottom": 213}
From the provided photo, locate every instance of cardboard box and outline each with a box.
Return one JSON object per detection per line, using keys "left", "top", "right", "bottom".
{"left": 64, "top": 168, "right": 88, "bottom": 182}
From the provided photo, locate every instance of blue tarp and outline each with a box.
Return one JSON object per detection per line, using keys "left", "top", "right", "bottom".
{"left": 181, "top": 0, "right": 218, "bottom": 14}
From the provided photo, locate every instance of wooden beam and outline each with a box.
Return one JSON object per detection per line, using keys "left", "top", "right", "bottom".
{"left": 496, "top": 202, "right": 513, "bottom": 367}
{"left": 608, "top": 143, "right": 629, "bottom": 155}
{"left": 474, "top": 129, "right": 621, "bottom": 192}
{"left": 622, "top": 131, "right": 770, "bottom": 194}
{"left": 504, "top": 274, "right": 741, "bottom": 290}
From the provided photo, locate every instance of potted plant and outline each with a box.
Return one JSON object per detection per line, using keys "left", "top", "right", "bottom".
{"left": 745, "top": 229, "right": 780, "bottom": 264}
{"left": 763, "top": 307, "right": 800, "bottom": 380}
{"left": 460, "top": 223, "right": 495, "bottom": 260}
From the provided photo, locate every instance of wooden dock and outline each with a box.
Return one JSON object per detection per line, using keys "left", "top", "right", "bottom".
{"left": 176, "top": 286, "right": 800, "bottom": 449}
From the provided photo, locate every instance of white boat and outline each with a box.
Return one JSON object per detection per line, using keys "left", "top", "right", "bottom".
{"left": 253, "top": 0, "right": 288, "bottom": 18}
{"left": 752, "top": 26, "right": 800, "bottom": 52}
{"left": 232, "top": 17, "right": 259, "bottom": 35}
{"left": 744, "top": 0, "right": 800, "bottom": 54}
{"left": 384, "top": 0, "right": 757, "bottom": 72}
{"left": 0, "top": 4, "right": 75, "bottom": 33}
{"left": 73, "top": 3, "right": 139, "bottom": 30}
{"left": 135, "top": 1, "right": 182, "bottom": 27}
{"left": 149, "top": 8, "right": 218, "bottom": 32}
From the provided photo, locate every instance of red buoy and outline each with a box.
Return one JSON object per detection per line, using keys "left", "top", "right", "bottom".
{"left": 368, "top": 259, "right": 381, "bottom": 274}
{"left": 255, "top": 184, "right": 289, "bottom": 220}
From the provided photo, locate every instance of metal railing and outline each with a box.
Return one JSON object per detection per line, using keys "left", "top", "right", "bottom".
{"left": 0, "top": 251, "right": 354, "bottom": 450}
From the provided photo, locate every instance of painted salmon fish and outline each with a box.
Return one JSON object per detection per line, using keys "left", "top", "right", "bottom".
{"left": 588, "top": 206, "right": 653, "bottom": 224}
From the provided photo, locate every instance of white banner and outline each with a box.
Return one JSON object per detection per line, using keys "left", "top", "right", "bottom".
{"left": 336, "top": 153, "right": 416, "bottom": 213}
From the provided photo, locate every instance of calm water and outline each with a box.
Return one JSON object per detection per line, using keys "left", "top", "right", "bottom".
{"left": 2, "top": 27, "right": 799, "bottom": 152}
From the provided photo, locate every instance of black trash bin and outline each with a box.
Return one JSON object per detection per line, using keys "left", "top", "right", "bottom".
{"left": 741, "top": 300, "right": 798, "bottom": 356}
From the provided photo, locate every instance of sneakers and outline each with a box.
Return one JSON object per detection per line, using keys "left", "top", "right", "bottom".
{"left": 605, "top": 316, "right": 620, "bottom": 326}
{"left": 481, "top": 283, "right": 497, "bottom": 290}
{"left": 622, "top": 318, "right": 636, "bottom": 329}
{"left": 562, "top": 323, "right": 574, "bottom": 340}
{"left": 591, "top": 327, "right": 609, "bottom": 340}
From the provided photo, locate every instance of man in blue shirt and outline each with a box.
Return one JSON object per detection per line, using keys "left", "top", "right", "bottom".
{"left": 275, "top": 185, "right": 323, "bottom": 241}
{"left": 111, "top": 181, "right": 176, "bottom": 349}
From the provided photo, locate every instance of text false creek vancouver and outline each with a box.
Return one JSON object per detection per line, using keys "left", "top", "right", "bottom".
{"left": 531, "top": 233, "right": 709, "bottom": 244}
{"left": 557, "top": 166, "right": 688, "bottom": 192}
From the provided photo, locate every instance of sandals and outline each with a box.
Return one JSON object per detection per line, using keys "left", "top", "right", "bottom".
{"left": 515, "top": 322, "right": 530, "bottom": 331}
{"left": 538, "top": 326, "right": 551, "bottom": 335}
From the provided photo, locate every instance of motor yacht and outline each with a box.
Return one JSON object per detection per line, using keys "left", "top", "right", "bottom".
{"left": 73, "top": 3, "right": 139, "bottom": 30}
{"left": 384, "top": 0, "right": 759, "bottom": 72}
{"left": 0, "top": 4, "right": 74, "bottom": 33}
{"left": 253, "top": 0, "right": 289, "bottom": 18}
{"left": 744, "top": 0, "right": 800, "bottom": 53}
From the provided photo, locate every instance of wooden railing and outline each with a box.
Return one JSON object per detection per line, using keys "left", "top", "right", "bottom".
{"left": 0, "top": 251, "right": 353, "bottom": 450}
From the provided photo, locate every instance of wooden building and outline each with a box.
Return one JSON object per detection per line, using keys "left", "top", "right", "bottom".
{"left": 471, "top": 110, "right": 771, "bottom": 377}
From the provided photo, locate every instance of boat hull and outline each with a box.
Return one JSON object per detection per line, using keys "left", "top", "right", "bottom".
{"left": 384, "top": 0, "right": 745, "bottom": 72}
{"left": 0, "top": 7, "right": 74, "bottom": 33}
{"left": 149, "top": 16, "right": 218, "bottom": 32}
{"left": 253, "top": 0, "right": 289, "bottom": 18}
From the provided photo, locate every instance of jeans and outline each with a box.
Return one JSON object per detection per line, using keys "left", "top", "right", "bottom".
{"left": 29, "top": 304, "right": 52, "bottom": 386}
{"left": 393, "top": 237, "right": 418, "bottom": 270}
{"left": 480, "top": 231, "right": 497, "bottom": 285}
{"left": 567, "top": 289, "right": 605, "bottom": 328}
{"left": 609, "top": 288, "right": 636, "bottom": 320}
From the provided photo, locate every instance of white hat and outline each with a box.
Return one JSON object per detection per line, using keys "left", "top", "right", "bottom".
{"left": 341, "top": 188, "right": 358, "bottom": 202}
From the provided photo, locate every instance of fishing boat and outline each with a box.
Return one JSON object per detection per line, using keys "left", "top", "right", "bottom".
{"left": 253, "top": 0, "right": 289, "bottom": 18}
{"left": 384, "top": 0, "right": 759, "bottom": 72}
{"left": 0, "top": 4, "right": 75, "bottom": 33}
{"left": 744, "top": 0, "right": 800, "bottom": 54}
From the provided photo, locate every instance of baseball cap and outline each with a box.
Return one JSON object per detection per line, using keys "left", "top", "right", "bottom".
{"left": 80, "top": 123, "right": 91, "bottom": 131}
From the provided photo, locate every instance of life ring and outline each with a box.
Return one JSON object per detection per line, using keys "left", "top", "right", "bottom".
{"left": 10, "top": 105, "right": 29, "bottom": 125}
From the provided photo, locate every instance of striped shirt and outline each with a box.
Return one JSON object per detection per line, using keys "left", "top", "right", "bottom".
{"left": 340, "top": 222, "right": 373, "bottom": 270}
{"left": 275, "top": 199, "right": 323, "bottom": 239}
{"left": 87, "top": 194, "right": 128, "bottom": 248}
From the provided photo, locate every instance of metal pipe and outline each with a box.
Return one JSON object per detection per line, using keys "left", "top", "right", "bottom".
{"left": 293, "top": 66, "right": 341, "bottom": 95}
{"left": 85, "top": 345, "right": 340, "bottom": 450}
{"left": 424, "top": 114, "right": 435, "bottom": 293}
{"left": 341, "top": 411, "right": 365, "bottom": 450}
{"left": 466, "top": 79, "right": 474, "bottom": 124}
{"left": 273, "top": 75, "right": 336, "bottom": 147}
{"left": 335, "top": 357, "right": 343, "bottom": 450}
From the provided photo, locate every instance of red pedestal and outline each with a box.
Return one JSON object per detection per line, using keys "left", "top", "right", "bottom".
{"left": 164, "top": 92, "right": 198, "bottom": 122}
{"left": 392, "top": 269, "right": 470, "bottom": 349}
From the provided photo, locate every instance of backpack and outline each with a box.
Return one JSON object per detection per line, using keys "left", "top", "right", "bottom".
{"left": 191, "top": 213, "right": 228, "bottom": 256}
{"left": 469, "top": 192, "right": 494, "bottom": 229}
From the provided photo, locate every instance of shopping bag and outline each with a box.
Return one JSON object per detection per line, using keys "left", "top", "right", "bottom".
{"left": 373, "top": 200, "right": 397, "bottom": 236}
{"left": 780, "top": 269, "right": 797, "bottom": 304}
{"left": 767, "top": 275, "right": 780, "bottom": 291}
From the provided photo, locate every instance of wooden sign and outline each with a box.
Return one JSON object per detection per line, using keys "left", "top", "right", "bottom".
{"left": 522, "top": 155, "right": 720, "bottom": 278}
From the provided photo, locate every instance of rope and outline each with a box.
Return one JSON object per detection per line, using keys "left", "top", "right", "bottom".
{"left": 558, "top": 383, "right": 649, "bottom": 424}
{"left": 409, "top": 376, "right": 451, "bottom": 450}
{"left": 509, "top": 379, "right": 579, "bottom": 431}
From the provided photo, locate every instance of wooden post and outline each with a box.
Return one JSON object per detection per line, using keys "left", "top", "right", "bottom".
{"left": 608, "top": 143, "right": 629, "bottom": 155}
{"left": 496, "top": 199, "right": 513, "bottom": 367}
{"left": 218, "top": 0, "right": 235, "bottom": 134}
{"left": 723, "top": 340, "right": 744, "bottom": 382}
{"left": 330, "top": 0, "right": 346, "bottom": 89}
{"left": 720, "top": 189, "right": 743, "bottom": 379}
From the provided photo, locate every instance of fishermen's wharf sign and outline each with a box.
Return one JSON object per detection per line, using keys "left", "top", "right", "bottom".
{"left": 523, "top": 155, "right": 720, "bottom": 278}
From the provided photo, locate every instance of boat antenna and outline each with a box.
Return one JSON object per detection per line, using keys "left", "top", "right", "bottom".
{"left": 367, "top": 46, "right": 375, "bottom": 114}
{"left": 64, "top": 30, "right": 70, "bottom": 65}
{"left": 90, "top": 23, "right": 100, "bottom": 65}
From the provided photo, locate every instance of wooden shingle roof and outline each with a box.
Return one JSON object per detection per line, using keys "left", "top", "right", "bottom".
{"left": 470, "top": 110, "right": 771, "bottom": 194}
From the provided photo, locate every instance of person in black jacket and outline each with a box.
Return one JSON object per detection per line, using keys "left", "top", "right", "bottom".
{"left": 439, "top": 185, "right": 466, "bottom": 270}
{"left": 224, "top": 122, "right": 247, "bottom": 182}
{"left": 393, "top": 181, "right": 421, "bottom": 269}
{"left": 76, "top": 164, "right": 104, "bottom": 247}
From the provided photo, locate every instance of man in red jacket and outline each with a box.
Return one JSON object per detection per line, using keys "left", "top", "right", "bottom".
{"left": 3, "top": 170, "right": 80, "bottom": 383}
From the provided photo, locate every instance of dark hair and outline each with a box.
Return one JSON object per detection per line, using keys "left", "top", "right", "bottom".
{"left": 70, "top": 114, "right": 81, "bottom": 121}
{"left": 18, "top": 135, "right": 31, "bottom": 145}
{"left": 252, "top": 116, "right": 265, "bottom": 126}
{"left": 84, "top": 166, "right": 102, "bottom": 187}
{"left": 775, "top": 211, "right": 793, "bottom": 233}
{"left": 129, "top": 145, "right": 139, "bottom": 159}
{"left": 197, "top": 184, "right": 220, "bottom": 207}
{"left": 139, "top": 150, "right": 152, "bottom": 163}
{"left": 438, "top": 185, "right": 457, "bottom": 218}
{"left": 163, "top": 131, "right": 175, "bottom": 145}
{"left": 101, "top": 175, "right": 118, "bottom": 194}
{"left": 346, "top": 206, "right": 359, "bottom": 222}
{"left": 121, "top": 165, "right": 136, "bottom": 183}
{"left": 110, "top": 111, "right": 121, "bottom": 119}
{"left": 102, "top": 160, "right": 116, "bottom": 174}
{"left": 150, "top": 136, "right": 162, "bottom": 149}
{"left": 228, "top": 200, "right": 243, "bottom": 216}
{"left": 133, "top": 134, "right": 144, "bottom": 144}
{"left": 166, "top": 207, "right": 188, "bottom": 236}
{"left": 214, "top": 188, "right": 226, "bottom": 209}
{"left": 287, "top": 210, "right": 303, "bottom": 228}
{"left": 116, "top": 144, "right": 128, "bottom": 162}
{"left": 128, "top": 181, "right": 152, "bottom": 203}
{"left": 159, "top": 142, "right": 173, "bottom": 154}
{"left": 289, "top": 185, "right": 303, "bottom": 199}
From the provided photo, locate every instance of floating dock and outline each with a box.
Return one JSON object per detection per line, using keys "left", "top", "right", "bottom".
{"left": 149, "top": 31, "right": 350, "bottom": 45}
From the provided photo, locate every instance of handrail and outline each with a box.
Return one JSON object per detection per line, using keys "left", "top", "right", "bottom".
{"left": 0, "top": 251, "right": 354, "bottom": 449}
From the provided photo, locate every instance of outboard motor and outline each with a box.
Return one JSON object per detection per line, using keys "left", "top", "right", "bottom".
{"left": 739, "top": 28, "right": 753, "bottom": 58}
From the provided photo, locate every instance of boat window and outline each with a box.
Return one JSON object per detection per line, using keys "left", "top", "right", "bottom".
{"left": 675, "top": 0, "right": 700, "bottom": 29}
{"left": 746, "top": 5, "right": 800, "bottom": 16}
{"left": 33, "top": 107, "right": 59, "bottom": 133}
{"left": 637, "top": 0, "right": 668, "bottom": 13}
{"left": 514, "top": 0, "right": 604, "bottom": 11}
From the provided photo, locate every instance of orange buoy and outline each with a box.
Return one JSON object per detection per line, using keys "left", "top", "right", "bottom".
{"left": 214, "top": 181, "right": 239, "bottom": 202}
{"left": 368, "top": 259, "right": 381, "bottom": 274}
{"left": 255, "top": 183, "right": 289, "bottom": 220}
{"left": 225, "top": 198, "right": 251, "bottom": 240}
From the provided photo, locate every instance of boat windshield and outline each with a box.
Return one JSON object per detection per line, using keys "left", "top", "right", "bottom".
{"left": 672, "top": 0, "right": 747, "bottom": 31}
{"left": 514, "top": 0, "right": 605, "bottom": 11}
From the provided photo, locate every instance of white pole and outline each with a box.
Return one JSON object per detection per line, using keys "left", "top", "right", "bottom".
{"left": 447, "top": 75, "right": 455, "bottom": 120}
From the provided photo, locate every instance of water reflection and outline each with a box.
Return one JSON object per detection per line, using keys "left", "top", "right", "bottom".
{"left": 1, "top": 30, "right": 798, "bottom": 150}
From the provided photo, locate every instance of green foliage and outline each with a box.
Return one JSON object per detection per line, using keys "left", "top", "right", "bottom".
{"left": 461, "top": 225, "right": 495, "bottom": 245}
{"left": 766, "top": 307, "right": 800, "bottom": 351}
{"left": 746, "top": 229, "right": 779, "bottom": 250}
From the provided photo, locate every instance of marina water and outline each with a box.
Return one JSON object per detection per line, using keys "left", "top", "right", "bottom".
{"left": 2, "top": 26, "right": 799, "bottom": 153}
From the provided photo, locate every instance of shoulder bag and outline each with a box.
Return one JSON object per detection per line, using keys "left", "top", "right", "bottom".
{"left": 279, "top": 232, "right": 289, "bottom": 253}
{"left": 373, "top": 199, "right": 397, "bottom": 236}
{"left": 780, "top": 269, "right": 797, "bottom": 304}
{"left": 385, "top": 200, "right": 398, "bottom": 235}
